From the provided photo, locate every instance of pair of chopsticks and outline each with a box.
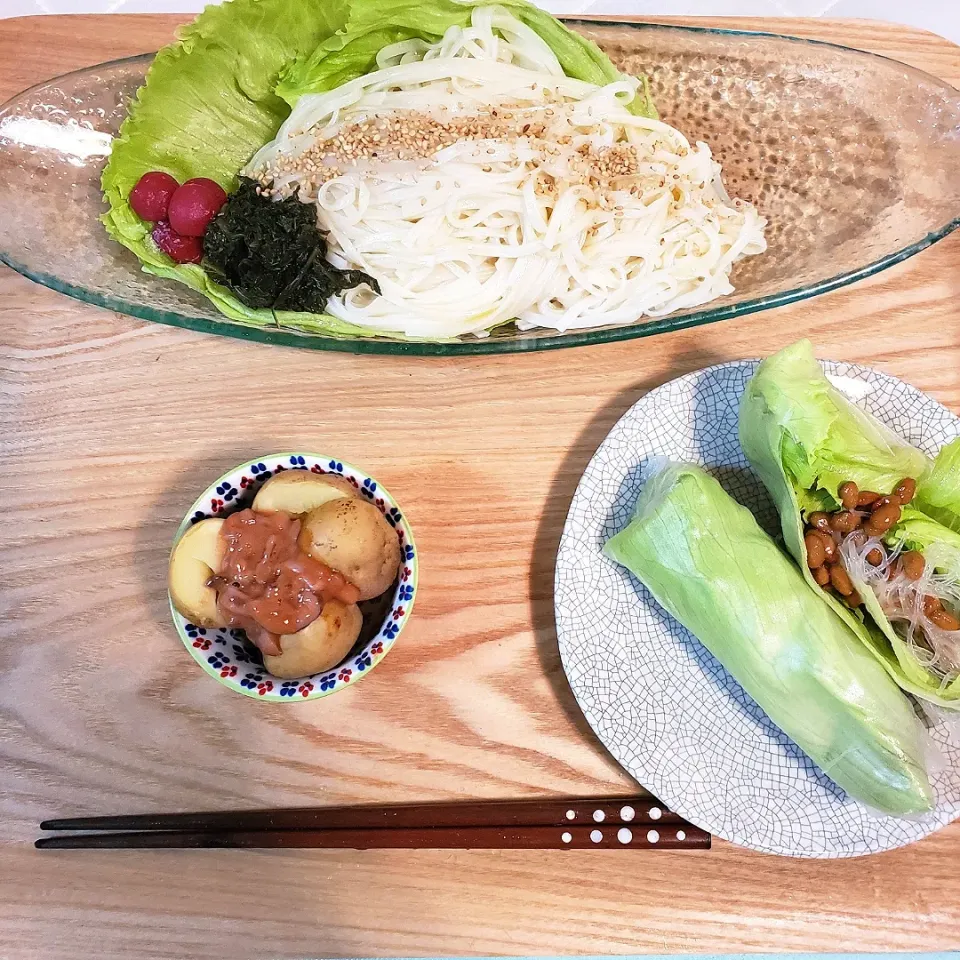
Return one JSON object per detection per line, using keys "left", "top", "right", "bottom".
{"left": 37, "top": 795, "right": 710, "bottom": 850}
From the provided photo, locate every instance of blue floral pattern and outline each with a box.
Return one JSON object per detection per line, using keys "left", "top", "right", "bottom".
{"left": 354, "top": 653, "right": 372, "bottom": 671}
{"left": 216, "top": 481, "right": 238, "bottom": 502}
{"left": 171, "top": 453, "right": 418, "bottom": 702}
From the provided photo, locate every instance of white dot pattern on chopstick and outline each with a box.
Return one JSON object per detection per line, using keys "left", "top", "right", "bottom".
{"left": 619, "top": 805, "right": 635, "bottom": 822}
{"left": 648, "top": 806, "right": 662, "bottom": 820}
{"left": 676, "top": 830, "right": 686, "bottom": 841}
{"left": 592, "top": 809, "right": 605, "bottom": 822}
{"left": 647, "top": 829, "right": 659, "bottom": 844}
{"left": 590, "top": 829, "right": 603, "bottom": 843}
{"left": 565, "top": 809, "right": 576, "bottom": 820}
{"left": 617, "top": 828, "right": 632, "bottom": 844}
{"left": 561, "top": 832, "right": 572, "bottom": 843}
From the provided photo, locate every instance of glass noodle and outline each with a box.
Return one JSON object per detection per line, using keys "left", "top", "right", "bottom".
{"left": 244, "top": 5, "right": 766, "bottom": 338}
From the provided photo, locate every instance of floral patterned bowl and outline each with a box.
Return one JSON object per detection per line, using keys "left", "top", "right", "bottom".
{"left": 169, "top": 453, "right": 418, "bottom": 702}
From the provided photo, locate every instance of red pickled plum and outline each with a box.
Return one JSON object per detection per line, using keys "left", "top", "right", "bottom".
{"left": 129, "top": 171, "right": 179, "bottom": 222}
{"left": 168, "top": 178, "right": 227, "bottom": 237}
{"left": 152, "top": 221, "right": 203, "bottom": 264}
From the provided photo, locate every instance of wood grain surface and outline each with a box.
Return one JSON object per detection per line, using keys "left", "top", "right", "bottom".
{"left": 1, "top": 13, "right": 959, "bottom": 960}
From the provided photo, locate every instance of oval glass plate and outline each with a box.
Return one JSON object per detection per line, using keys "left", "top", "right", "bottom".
{"left": 1, "top": 23, "right": 959, "bottom": 355}
{"left": 555, "top": 358, "right": 960, "bottom": 858}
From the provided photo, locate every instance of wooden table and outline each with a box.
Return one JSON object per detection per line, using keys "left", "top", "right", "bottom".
{"left": 1, "top": 12, "right": 959, "bottom": 960}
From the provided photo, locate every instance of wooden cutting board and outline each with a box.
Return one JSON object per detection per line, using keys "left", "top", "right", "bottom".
{"left": 1, "top": 13, "right": 959, "bottom": 960}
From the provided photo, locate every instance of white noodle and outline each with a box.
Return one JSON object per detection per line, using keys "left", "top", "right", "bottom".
{"left": 244, "top": 5, "right": 767, "bottom": 337}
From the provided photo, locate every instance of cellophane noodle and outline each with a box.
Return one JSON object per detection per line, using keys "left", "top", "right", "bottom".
{"left": 841, "top": 534, "right": 960, "bottom": 688}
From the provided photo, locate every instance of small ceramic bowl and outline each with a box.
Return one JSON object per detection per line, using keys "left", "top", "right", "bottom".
{"left": 169, "top": 453, "right": 418, "bottom": 702}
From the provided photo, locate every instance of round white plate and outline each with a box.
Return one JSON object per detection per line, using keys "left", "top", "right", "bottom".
{"left": 555, "top": 358, "right": 960, "bottom": 858}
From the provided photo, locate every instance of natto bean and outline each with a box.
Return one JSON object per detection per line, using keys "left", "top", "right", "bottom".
{"left": 844, "top": 589, "right": 863, "bottom": 609}
{"left": 900, "top": 550, "right": 925, "bottom": 581}
{"left": 923, "top": 595, "right": 943, "bottom": 617}
{"left": 808, "top": 512, "right": 832, "bottom": 532}
{"left": 864, "top": 501, "right": 901, "bottom": 537}
{"left": 838, "top": 481, "right": 859, "bottom": 511}
{"left": 804, "top": 532, "right": 826, "bottom": 568}
{"left": 892, "top": 477, "right": 917, "bottom": 505}
{"left": 829, "top": 511, "right": 861, "bottom": 533}
{"left": 928, "top": 608, "right": 960, "bottom": 631}
{"left": 812, "top": 529, "right": 838, "bottom": 563}
{"left": 829, "top": 564, "right": 855, "bottom": 597}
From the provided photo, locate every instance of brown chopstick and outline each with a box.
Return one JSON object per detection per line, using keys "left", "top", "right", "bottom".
{"left": 36, "top": 823, "right": 709, "bottom": 851}
{"left": 39, "top": 795, "right": 684, "bottom": 833}
{"left": 37, "top": 796, "right": 709, "bottom": 851}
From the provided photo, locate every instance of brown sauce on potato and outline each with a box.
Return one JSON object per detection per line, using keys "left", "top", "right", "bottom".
{"left": 208, "top": 509, "right": 359, "bottom": 656}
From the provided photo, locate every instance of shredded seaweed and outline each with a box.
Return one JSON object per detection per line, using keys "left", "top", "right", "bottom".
{"left": 202, "top": 177, "right": 378, "bottom": 312}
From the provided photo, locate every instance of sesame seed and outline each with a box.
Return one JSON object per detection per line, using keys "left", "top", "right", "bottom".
{"left": 254, "top": 107, "right": 655, "bottom": 197}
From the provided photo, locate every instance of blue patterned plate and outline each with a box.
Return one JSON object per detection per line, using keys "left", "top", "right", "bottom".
{"left": 170, "top": 453, "right": 418, "bottom": 702}
{"left": 555, "top": 360, "right": 960, "bottom": 857}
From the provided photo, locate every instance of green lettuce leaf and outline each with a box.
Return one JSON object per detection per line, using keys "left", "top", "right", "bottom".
{"left": 739, "top": 339, "right": 960, "bottom": 707}
{"left": 916, "top": 437, "right": 960, "bottom": 533}
{"left": 604, "top": 462, "right": 933, "bottom": 816}
{"left": 890, "top": 507, "right": 960, "bottom": 580}
{"left": 883, "top": 505, "right": 960, "bottom": 678}
{"left": 276, "top": 0, "right": 656, "bottom": 117}
{"left": 741, "top": 339, "right": 930, "bottom": 504}
{"left": 103, "top": 0, "right": 654, "bottom": 335}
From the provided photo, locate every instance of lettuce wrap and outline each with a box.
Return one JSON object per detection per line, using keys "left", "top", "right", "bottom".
{"left": 604, "top": 462, "right": 933, "bottom": 816}
{"left": 102, "top": 0, "right": 654, "bottom": 336}
{"left": 739, "top": 339, "right": 960, "bottom": 707}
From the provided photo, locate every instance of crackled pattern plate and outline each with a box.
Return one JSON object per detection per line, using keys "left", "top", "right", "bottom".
{"left": 172, "top": 453, "right": 418, "bottom": 702}
{"left": 555, "top": 359, "right": 960, "bottom": 857}
{"left": 0, "top": 24, "right": 958, "bottom": 354}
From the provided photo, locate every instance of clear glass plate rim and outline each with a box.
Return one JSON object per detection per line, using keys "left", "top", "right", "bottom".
{"left": 569, "top": 17, "right": 960, "bottom": 92}
{"left": 2, "top": 23, "right": 959, "bottom": 357}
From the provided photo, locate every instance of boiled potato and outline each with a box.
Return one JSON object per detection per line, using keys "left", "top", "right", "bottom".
{"left": 299, "top": 498, "right": 401, "bottom": 601}
{"left": 253, "top": 471, "right": 358, "bottom": 516}
{"left": 168, "top": 518, "right": 226, "bottom": 627}
{"left": 263, "top": 599, "right": 362, "bottom": 679}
